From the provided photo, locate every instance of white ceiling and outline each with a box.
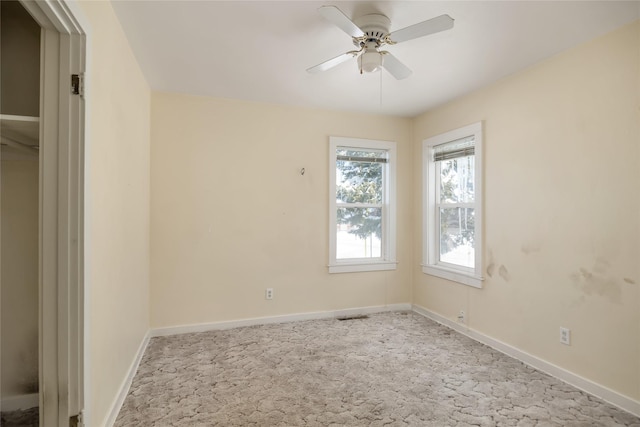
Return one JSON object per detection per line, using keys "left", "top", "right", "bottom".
{"left": 111, "top": 1, "right": 639, "bottom": 118}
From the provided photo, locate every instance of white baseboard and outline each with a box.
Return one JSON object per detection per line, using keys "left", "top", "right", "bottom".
{"left": 1, "top": 393, "right": 38, "bottom": 412}
{"left": 104, "top": 330, "right": 150, "bottom": 427}
{"left": 151, "top": 303, "right": 412, "bottom": 337}
{"left": 412, "top": 304, "right": 640, "bottom": 418}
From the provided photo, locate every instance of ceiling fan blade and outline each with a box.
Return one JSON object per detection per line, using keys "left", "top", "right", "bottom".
{"left": 381, "top": 52, "right": 412, "bottom": 80}
{"left": 318, "top": 6, "right": 364, "bottom": 38}
{"left": 307, "top": 52, "right": 358, "bottom": 74}
{"left": 388, "top": 14, "right": 454, "bottom": 44}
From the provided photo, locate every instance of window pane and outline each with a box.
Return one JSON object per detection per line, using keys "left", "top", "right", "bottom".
{"left": 439, "top": 207, "right": 474, "bottom": 268}
{"left": 336, "top": 207, "right": 382, "bottom": 259}
{"left": 439, "top": 156, "right": 474, "bottom": 203}
{"left": 336, "top": 159, "right": 383, "bottom": 204}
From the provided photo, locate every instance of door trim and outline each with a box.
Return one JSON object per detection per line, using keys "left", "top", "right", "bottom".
{"left": 19, "top": 1, "right": 87, "bottom": 425}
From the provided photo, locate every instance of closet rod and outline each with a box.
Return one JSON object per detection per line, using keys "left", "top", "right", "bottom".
{"left": 1, "top": 135, "right": 38, "bottom": 154}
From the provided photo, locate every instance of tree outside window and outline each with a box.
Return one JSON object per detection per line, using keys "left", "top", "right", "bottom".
{"left": 335, "top": 149, "right": 384, "bottom": 259}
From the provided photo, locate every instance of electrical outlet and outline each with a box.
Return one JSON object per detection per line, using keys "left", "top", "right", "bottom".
{"left": 560, "top": 327, "right": 571, "bottom": 345}
{"left": 265, "top": 288, "right": 273, "bottom": 300}
{"left": 457, "top": 310, "right": 466, "bottom": 324}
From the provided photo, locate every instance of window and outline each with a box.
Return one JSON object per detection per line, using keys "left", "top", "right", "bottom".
{"left": 329, "top": 137, "right": 397, "bottom": 273}
{"left": 423, "top": 122, "right": 483, "bottom": 287}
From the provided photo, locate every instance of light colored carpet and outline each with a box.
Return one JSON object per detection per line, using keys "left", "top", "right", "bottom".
{"left": 115, "top": 312, "right": 640, "bottom": 426}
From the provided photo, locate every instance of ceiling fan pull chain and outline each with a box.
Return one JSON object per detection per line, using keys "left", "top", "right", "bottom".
{"left": 380, "top": 67, "right": 383, "bottom": 107}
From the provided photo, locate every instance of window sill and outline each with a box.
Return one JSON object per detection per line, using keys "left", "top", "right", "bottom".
{"left": 422, "top": 264, "right": 483, "bottom": 288}
{"left": 329, "top": 261, "right": 397, "bottom": 274}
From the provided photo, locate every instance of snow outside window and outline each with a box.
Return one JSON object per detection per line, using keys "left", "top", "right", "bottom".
{"left": 329, "top": 137, "right": 397, "bottom": 274}
{"left": 423, "top": 123, "right": 484, "bottom": 288}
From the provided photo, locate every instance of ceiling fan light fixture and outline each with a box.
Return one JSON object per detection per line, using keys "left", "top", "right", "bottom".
{"left": 358, "top": 51, "right": 383, "bottom": 74}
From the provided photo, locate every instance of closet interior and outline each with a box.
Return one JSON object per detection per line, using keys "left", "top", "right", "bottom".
{"left": 1, "top": 0, "right": 42, "bottom": 424}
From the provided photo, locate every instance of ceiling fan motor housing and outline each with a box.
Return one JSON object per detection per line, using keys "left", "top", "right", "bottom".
{"left": 353, "top": 13, "right": 391, "bottom": 47}
{"left": 353, "top": 14, "right": 391, "bottom": 73}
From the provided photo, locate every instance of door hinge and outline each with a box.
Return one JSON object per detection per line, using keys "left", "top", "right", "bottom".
{"left": 71, "top": 73, "right": 84, "bottom": 96}
{"left": 70, "top": 410, "right": 84, "bottom": 427}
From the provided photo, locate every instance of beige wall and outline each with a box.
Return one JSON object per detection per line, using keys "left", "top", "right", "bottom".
{"left": 1, "top": 157, "right": 39, "bottom": 400}
{"left": 150, "top": 93, "right": 413, "bottom": 328}
{"left": 78, "top": 2, "right": 151, "bottom": 425}
{"left": 413, "top": 21, "right": 640, "bottom": 401}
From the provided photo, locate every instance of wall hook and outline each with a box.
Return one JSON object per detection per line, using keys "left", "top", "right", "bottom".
{"left": 300, "top": 168, "right": 305, "bottom": 176}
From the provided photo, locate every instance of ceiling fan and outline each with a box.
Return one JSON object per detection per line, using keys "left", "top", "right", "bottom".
{"left": 307, "top": 6, "right": 454, "bottom": 80}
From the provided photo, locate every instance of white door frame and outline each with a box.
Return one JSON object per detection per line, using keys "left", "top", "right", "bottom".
{"left": 19, "top": 1, "right": 86, "bottom": 425}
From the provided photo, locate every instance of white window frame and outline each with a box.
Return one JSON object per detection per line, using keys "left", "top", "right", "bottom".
{"left": 329, "top": 137, "right": 397, "bottom": 274}
{"left": 422, "top": 122, "right": 483, "bottom": 288}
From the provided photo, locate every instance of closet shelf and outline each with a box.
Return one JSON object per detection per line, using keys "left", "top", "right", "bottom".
{"left": 1, "top": 114, "right": 40, "bottom": 153}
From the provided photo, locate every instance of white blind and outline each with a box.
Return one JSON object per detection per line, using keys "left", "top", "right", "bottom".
{"left": 336, "top": 148, "right": 388, "bottom": 163}
{"left": 433, "top": 135, "right": 475, "bottom": 162}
